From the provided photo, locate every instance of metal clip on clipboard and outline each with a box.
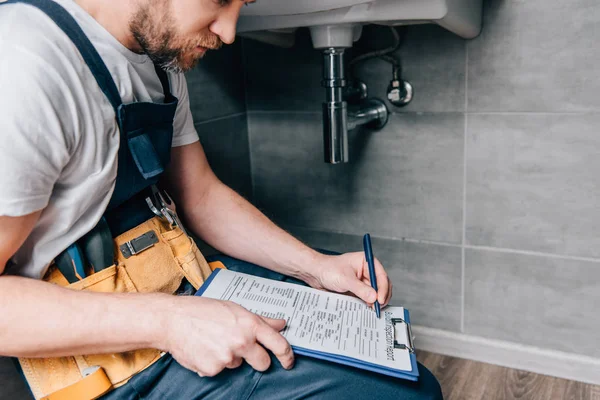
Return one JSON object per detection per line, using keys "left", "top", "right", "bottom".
{"left": 391, "top": 317, "right": 415, "bottom": 353}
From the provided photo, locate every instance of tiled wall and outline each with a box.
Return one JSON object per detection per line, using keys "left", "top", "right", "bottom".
{"left": 238, "top": 0, "right": 600, "bottom": 359}
{"left": 185, "top": 41, "right": 252, "bottom": 200}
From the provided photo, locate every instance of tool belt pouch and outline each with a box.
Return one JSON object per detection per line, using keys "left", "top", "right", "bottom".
{"left": 19, "top": 216, "right": 219, "bottom": 400}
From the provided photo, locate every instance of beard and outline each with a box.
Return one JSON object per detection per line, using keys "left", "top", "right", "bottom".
{"left": 129, "top": 0, "right": 222, "bottom": 73}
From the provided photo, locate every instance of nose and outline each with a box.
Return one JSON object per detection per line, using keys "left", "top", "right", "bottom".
{"left": 209, "top": 5, "right": 240, "bottom": 45}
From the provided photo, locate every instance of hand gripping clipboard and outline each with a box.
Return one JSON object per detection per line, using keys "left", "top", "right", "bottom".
{"left": 196, "top": 268, "right": 420, "bottom": 381}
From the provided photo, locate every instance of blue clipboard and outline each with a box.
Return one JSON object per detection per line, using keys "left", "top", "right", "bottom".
{"left": 196, "top": 268, "right": 419, "bottom": 381}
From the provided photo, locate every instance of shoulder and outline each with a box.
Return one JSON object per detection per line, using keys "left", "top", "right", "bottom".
{"left": 0, "top": 2, "right": 84, "bottom": 97}
{"left": 0, "top": 2, "right": 75, "bottom": 62}
{"left": 0, "top": 3, "right": 108, "bottom": 148}
{"left": 167, "top": 72, "right": 190, "bottom": 99}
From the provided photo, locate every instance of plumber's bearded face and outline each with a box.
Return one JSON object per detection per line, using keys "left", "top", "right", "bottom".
{"left": 130, "top": 0, "right": 223, "bottom": 73}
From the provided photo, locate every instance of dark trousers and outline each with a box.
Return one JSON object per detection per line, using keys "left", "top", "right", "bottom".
{"left": 101, "top": 255, "right": 443, "bottom": 400}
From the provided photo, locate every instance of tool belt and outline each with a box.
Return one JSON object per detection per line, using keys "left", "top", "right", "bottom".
{"left": 19, "top": 216, "right": 224, "bottom": 400}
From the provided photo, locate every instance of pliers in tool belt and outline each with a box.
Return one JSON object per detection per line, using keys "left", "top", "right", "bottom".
{"left": 145, "top": 185, "right": 187, "bottom": 234}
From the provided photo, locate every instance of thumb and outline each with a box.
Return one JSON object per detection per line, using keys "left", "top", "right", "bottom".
{"left": 260, "top": 316, "right": 287, "bottom": 332}
{"left": 347, "top": 278, "right": 377, "bottom": 304}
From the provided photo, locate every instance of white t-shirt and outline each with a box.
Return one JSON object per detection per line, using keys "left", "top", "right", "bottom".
{"left": 0, "top": 0, "right": 200, "bottom": 279}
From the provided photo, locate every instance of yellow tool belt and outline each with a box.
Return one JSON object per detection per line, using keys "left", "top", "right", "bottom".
{"left": 19, "top": 216, "right": 225, "bottom": 400}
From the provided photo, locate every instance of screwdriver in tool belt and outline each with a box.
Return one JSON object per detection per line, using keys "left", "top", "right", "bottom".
{"left": 54, "top": 243, "right": 87, "bottom": 283}
{"left": 79, "top": 217, "right": 114, "bottom": 273}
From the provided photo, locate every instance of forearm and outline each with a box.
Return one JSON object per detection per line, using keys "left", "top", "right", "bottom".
{"left": 186, "top": 181, "right": 322, "bottom": 285}
{"left": 0, "top": 275, "right": 171, "bottom": 358}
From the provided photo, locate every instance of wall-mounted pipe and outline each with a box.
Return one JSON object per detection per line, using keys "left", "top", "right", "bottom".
{"left": 322, "top": 48, "right": 349, "bottom": 164}
{"left": 320, "top": 46, "right": 389, "bottom": 164}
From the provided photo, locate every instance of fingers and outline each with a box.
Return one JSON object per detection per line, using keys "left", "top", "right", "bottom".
{"left": 226, "top": 358, "right": 243, "bottom": 369}
{"left": 359, "top": 256, "right": 392, "bottom": 307}
{"left": 242, "top": 343, "right": 272, "bottom": 371}
{"left": 261, "top": 316, "right": 286, "bottom": 332}
{"left": 382, "top": 277, "right": 393, "bottom": 307}
{"left": 348, "top": 273, "right": 378, "bottom": 304}
{"left": 372, "top": 257, "right": 390, "bottom": 305}
{"left": 193, "top": 356, "right": 225, "bottom": 377}
{"left": 256, "top": 317, "right": 295, "bottom": 369}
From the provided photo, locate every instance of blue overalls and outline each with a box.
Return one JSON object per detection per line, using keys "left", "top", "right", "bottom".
{"left": 3, "top": 1, "right": 443, "bottom": 399}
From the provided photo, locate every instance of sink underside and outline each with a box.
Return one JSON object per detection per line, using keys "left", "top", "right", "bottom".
{"left": 238, "top": 0, "right": 483, "bottom": 40}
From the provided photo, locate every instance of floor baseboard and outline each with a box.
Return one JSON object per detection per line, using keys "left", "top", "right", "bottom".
{"left": 412, "top": 326, "right": 600, "bottom": 386}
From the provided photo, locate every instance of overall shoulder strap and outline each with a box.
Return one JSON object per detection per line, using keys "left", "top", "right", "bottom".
{"left": 2, "top": 0, "right": 122, "bottom": 112}
{"left": 153, "top": 64, "right": 176, "bottom": 104}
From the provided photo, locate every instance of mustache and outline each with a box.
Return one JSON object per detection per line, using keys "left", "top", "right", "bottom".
{"left": 195, "top": 33, "right": 223, "bottom": 50}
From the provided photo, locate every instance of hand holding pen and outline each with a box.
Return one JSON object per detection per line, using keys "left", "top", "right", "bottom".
{"left": 363, "top": 233, "right": 383, "bottom": 318}
{"left": 307, "top": 236, "right": 392, "bottom": 313}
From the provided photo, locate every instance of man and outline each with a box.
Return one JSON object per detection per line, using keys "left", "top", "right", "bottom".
{"left": 0, "top": 0, "right": 443, "bottom": 398}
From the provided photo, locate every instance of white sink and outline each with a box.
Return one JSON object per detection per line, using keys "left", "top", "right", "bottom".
{"left": 238, "top": 0, "right": 483, "bottom": 44}
{"left": 239, "top": 0, "right": 375, "bottom": 17}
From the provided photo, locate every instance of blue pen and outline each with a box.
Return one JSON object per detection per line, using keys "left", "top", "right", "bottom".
{"left": 363, "top": 233, "right": 380, "bottom": 319}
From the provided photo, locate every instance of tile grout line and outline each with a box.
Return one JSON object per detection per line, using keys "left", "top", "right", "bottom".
{"left": 240, "top": 39, "right": 250, "bottom": 116}
{"left": 465, "top": 111, "right": 599, "bottom": 116}
{"left": 194, "top": 112, "right": 246, "bottom": 125}
{"left": 246, "top": 110, "right": 600, "bottom": 116}
{"left": 285, "top": 223, "right": 600, "bottom": 263}
{"left": 282, "top": 223, "right": 461, "bottom": 249}
{"left": 463, "top": 244, "right": 600, "bottom": 263}
{"left": 461, "top": 42, "right": 469, "bottom": 334}
{"left": 246, "top": 112, "right": 255, "bottom": 200}
{"left": 239, "top": 39, "right": 255, "bottom": 201}
{"left": 247, "top": 110, "right": 322, "bottom": 115}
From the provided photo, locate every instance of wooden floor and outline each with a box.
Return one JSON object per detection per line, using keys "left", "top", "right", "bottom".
{"left": 417, "top": 350, "right": 600, "bottom": 400}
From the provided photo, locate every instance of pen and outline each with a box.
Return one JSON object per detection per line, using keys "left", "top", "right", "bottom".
{"left": 362, "top": 233, "right": 380, "bottom": 319}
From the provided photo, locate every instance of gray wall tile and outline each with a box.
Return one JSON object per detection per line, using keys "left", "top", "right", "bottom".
{"left": 468, "top": 0, "right": 600, "bottom": 112}
{"left": 286, "top": 227, "right": 462, "bottom": 331}
{"left": 354, "top": 24, "right": 466, "bottom": 113}
{"left": 185, "top": 41, "right": 245, "bottom": 122}
{"left": 243, "top": 31, "right": 323, "bottom": 112}
{"left": 466, "top": 114, "right": 600, "bottom": 258}
{"left": 465, "top": 249, "right": 600, "bottom": 358}
{"left": 195, "top": 114, "right": 252, "bottom": 200}
{"left": 250, "top": 112, "right": 464, "bottom": 243}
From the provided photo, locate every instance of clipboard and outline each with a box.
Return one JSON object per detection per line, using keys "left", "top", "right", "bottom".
{"left": 196, "top": 268, "right": 419, "bottom": 381}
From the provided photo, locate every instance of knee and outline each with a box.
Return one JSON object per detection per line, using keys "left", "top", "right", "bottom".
{"left": 417, "top": 363, "right": 443, "bottom": 400}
